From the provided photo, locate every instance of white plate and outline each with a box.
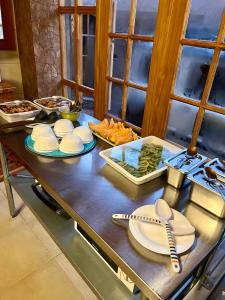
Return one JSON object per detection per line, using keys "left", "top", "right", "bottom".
{"left": 99, "top": 136, "right": 181, "bottom": 185}
{"left": 129, "top": 205, "right": 195, "bottom": 255}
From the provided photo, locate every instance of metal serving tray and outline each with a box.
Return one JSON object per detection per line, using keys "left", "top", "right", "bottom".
{"left": 0, "top": 100, "right": 41, "bottom": 123}
{"left": 99, "top": 136, "right": 181, "bottom": 185}
{"left": 187, "top": 168, "right": 225, "bottom": 218}
{"left": 165, "top": 150, "right": 207, "bottom": 188}
{"left": 33, "top": 96, "right": 72, "bottom": 114}
{"left": 204, "top": 158, "right": 225, "bottom": 183}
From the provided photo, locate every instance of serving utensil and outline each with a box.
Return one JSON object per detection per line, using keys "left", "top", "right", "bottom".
{"left": 155, "top": 199, "right": 181, "bottom": 273}
{"left": 174, "top": 146, "right": 198, "bottom": 169}
{"left": 112, "top": 214, "right": 195, "bottom": 236}
{"left": 204, "top": 167, "right": 225, "bottom": 201}
{"left": 218, "top": 159, "right": 225, "bottom": 172}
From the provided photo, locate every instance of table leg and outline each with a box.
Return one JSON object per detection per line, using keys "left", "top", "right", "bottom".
{"left": 0, "top": 143, "right": 16, "bottom": 217}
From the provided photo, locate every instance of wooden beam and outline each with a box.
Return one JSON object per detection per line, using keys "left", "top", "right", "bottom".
{"left": 94, "top": 0, "right": 112, "bottom": 119}
{"left": 121, "top": 0, "right": 137, "bottom": 121}
{"left": 141, "top": 0, "right": 191, "bottom": 137}
{"left": 58, "top": 6, "right": 96, "bottom": 15}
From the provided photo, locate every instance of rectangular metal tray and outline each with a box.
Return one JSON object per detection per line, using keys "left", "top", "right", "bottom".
{"left": 165, "top": 150, "right": 208, "bottom": 188}
{"left": 99, "top": 136, "right": 181, "bottom": 185}
{"left": 188, "top": 168, "right": 225, "bottom": 218}
{"left": 0, "top": 100, "right": 41, "bottom": 123}
{"left": 33, "top": 96, "right": 72, "bottom": 114}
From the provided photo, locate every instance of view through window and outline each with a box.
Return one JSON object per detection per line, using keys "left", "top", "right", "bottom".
{"left": 166, "top": 0, "right": 225, "bottom": 159}
{"left": 58, "top": 0, "right": 96, "bottom": 115}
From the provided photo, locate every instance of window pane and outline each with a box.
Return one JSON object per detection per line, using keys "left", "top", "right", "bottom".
{"left": 186, "top": 0, "right": 225, "bottom": 41}
{"left": 126, "top": 88, "right": 146, "bottom": 127}
{"left": 83, "top": 15, "right": 95, "bottom": 35}
{"left": 166, "top": 100, "right": 198, "bottom": 147}
{"left": 130, "top": 41, "right": 153, "bottom": 86}
{"left": 208, "top": 51, "right": 225, "bottom": 108}
{"left": 113, "top": 0, "right": 130, "bottom": 33}
{"left": 60, "top": 0, "right": 74, "bottom": 5}
{"left": 64, "top": 14, "right": 75, "bottom": 81}
{"left": 82, "top": 15, "right": 95, "bottom": 88}
{"left": 108, "top": 82, "right": 123, "bottom": 118}
{"left": 197, "top": 110, "right": 225, "bottom": 159}
{"left": 81, "top": 94, "right": 94, "bottom": 116}
{"left": 111, "top": 39, "right": 127, "bottom": 79}
{"left": 175, "top": 46, "right": 214, "bottom": 100}
{"left": 134, "top": 0, "right": 159, "bottom": 36}
{"left": 79, "top": 0, "right": 96, "bottom": 4}
{"left": 0, "top": 7, "right": 3, "bottom": 39}
{"left": 63, "top": 86, "right": 76, "bottom": 100}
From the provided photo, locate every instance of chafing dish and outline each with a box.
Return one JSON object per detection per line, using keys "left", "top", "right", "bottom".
{"left": 188, "top": 168, "right": 225, "bottom": 218}
{"left": 204, "top": 158, "right": 225, "bottom": 183}
{"left": 165, "top": 150, "right": 207, "bottom": 188}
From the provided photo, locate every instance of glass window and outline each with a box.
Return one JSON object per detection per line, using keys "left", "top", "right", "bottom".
{"left": 81, "top": 94, "right": 94, "bottom": 116}
{"left": 82, "top": 15, "right": 96, "bottom": 88}
{"left": 185, "top": 0, "right": 225, "bottom": 41}
{"left": 111, "top": 39, "right": 127, "bottom": 79}
{"left": 60, "top": 0, "right": 74, "bottom": 5}
{"left": 174, "top": 46, "right": 214, "bottom": 100}
{"left": 113, "top": 0, "right": 130, "bottom": 33}
{"left": 108, "top": 82, "right": 123, "bottom": 118}
{"left": 63, "top": 86, "right": 76, "bottom": 100}
{"left": 65, "top": 14, "right": 75, "bottom": 81}
{"left": 197, "top": 110, "right": 225, "bottom": 159}
{"left": 134, "top": 0, "right": 159, "bottom": 36}
{"left": 130, "top": 41, "right": 153, "bottom": 86}
{"left": 208, "top": 51, "right": 225, "bottom": 108}
{"left": 79, "top": 0, "right": 96, "bottom": 4}
{"left": 166, "top": 100, "right": 198, "bottom": 147}
{"left": 0, "top": 7, "right": 3, "bottom": 39}
{"left": 126, "top": 88, "right": 146, "bottom": 127}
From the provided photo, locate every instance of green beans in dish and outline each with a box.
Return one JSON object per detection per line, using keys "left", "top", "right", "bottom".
{"left": 110, "top": 143, "right": 171, "bottom": 178}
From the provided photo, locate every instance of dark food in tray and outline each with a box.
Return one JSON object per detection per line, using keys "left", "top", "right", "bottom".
{"left": 0, "top": 102, "right": 38, "bottom": 114}
{"left": 36, "top": 98, "right": 70, "bottom": 108}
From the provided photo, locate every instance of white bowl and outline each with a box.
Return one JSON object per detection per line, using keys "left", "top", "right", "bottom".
{"left": 73, "top": 126, "right": 93, "bottom": 144}
{"left": 59, "top": 133, "right": 84, "bottom": 154}
{"left": 31, "top": 124, "right": 54, "bottom": 141}
{"left": 54, "top": 119, "right": 74, "bottom": 137}
{"left": 34, "top": 135, "right": 59, "bottom": 152}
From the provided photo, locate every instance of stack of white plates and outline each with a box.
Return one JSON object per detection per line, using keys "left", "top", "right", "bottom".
{"left": 129, "top": 205, "right": 195, "bottom": 255}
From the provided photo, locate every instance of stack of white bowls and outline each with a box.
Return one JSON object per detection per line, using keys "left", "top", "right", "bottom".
{"left": 31, "top": 122, "right": 93, "bottom": 155}
{"left": 54, "top": 119, "right": 74, "bottom": 137}
{"left": 32, "top": 124, "right": 59, "bottom": 152}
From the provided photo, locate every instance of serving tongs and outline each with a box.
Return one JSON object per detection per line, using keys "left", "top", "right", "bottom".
{"left": 204, "top": 167, "right": 225, "bottom": 201}
{"left": 174, "top": 146, "right": 198, "bottom": 169}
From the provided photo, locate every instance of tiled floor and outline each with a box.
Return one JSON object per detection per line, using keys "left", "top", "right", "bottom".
{"left": 0, "top": 182, "right": 97, "bottom": 300}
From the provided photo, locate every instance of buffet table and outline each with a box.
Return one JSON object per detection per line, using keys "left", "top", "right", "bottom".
{"left": 0, "top": 113, "right": 224, "bottom": 300}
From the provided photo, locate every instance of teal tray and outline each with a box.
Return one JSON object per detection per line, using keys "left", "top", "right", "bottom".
{"left": 25, "top": 135, "right": 96, "bottom": 158}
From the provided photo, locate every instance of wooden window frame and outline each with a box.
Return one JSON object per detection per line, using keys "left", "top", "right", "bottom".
{"left": 95, "top": 0, "right": 160, "bottom": 133}
{"left": 169, "top": 8, "right": 225, "bottom": 146}
{"left": 0, "top": 0, "right": 16, "bottom": 50}
{"left": 58, "top": 0, "right": 96, "bottom": 105}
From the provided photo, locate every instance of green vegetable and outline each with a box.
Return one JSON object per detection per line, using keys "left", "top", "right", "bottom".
{"left": 110, "top": 143, "right": 166, "bottom": 178}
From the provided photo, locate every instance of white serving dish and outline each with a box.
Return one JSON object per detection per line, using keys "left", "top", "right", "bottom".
{"left": 99, "top": 136, "right": 181, "bottom": 185}
{"left": 33, "top": 96, "right": 72, "bottom": 114}
{"left": 0, "top": 100, "right": 41, "bottom": 123}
